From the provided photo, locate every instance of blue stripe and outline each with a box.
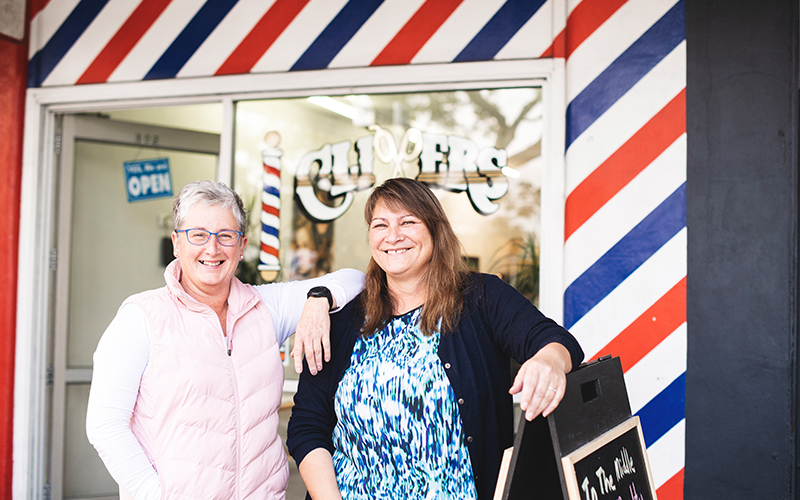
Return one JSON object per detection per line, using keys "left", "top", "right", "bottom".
{"left": 291, "top": 0, "right": 384, "bottom": 71}
{"left": 565, "top": 0, "right": 685, "bottom": 149}
{"left": 454, "top": 0, "right": 545, "bottom": 62}
{"left": 264, "top": 185, "right": 280, "bottom": 198}
{"left": 262, "top": 223, "right": 279, "bottom": 238}
{"left": 563, "top": 183, "right": 686, "bottom": 329}
{"left": 636, "top": 372, "right": 685, "bottom": 447}
{"left": 27, "top": 0, "right": 110, "bottom": 87}
{"left": 144, "top": 0, "right": 239, "bottom": 80}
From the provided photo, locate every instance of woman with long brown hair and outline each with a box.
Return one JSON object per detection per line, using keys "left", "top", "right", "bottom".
{"left": 287, "top": 178, "right": 583, "bottom": 500}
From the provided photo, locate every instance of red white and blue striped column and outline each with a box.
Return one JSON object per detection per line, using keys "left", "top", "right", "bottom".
{"left": 259, "top": 132, "right": 282, "bottom": 276}
{"left": 560, "top": 0, "right": 687, "bottom": 498}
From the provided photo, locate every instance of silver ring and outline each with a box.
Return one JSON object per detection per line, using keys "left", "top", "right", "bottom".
{"left": 548, "top": 387, "right": 557, "bottom": 393}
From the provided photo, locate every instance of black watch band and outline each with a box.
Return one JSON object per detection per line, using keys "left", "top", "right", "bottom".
{"left": 307, "top": 286, "right": 334, "bottom": 310}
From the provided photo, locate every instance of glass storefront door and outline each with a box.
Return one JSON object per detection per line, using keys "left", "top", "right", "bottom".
{"left": 51, "top": 115, "right": 219, "bottom": 500}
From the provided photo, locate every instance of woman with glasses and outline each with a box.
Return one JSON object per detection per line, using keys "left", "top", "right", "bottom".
{"left": 86, "top": 180, "right": 364, "bottom": 500}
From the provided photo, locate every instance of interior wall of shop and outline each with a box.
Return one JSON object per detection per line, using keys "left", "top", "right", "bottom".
{"left": 685, "top": 0, "right": 799, "bottom": 497}
{"left": 0, "top": 32, "right": 26, "bottom": 499}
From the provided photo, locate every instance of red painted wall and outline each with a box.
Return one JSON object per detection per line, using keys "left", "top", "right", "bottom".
{"left": 0, "top": 18, "right": 27, "bottom": 500}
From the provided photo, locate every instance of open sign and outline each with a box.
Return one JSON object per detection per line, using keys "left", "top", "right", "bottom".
{"left": 124, "top": 158, "right": 173, "bottom": 202}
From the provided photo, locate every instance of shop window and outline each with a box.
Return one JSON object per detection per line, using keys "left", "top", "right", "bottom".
{"left": 234, "top": 88, "right": 544, "bottom": 306}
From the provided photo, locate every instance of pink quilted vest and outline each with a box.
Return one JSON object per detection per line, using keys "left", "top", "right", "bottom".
{"left": 126, "top": 261, "right": 288, "bottom": 499}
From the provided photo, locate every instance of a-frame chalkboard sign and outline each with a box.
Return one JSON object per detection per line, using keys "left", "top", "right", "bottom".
{"left": 494, "top": 355, "right": 657, "bottom": 500}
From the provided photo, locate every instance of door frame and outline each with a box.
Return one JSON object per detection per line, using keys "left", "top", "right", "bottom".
{"left": 15, "top": 59, "right": 566, "bottom": 498}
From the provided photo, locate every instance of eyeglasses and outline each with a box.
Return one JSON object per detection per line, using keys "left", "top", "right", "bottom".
{"left": 175, "top": 228, "right": 243, "bottom": 246}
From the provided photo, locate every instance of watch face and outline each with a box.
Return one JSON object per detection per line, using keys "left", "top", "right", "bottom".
{"left": 308, "top": 286, "right": 333, "bottom": 307}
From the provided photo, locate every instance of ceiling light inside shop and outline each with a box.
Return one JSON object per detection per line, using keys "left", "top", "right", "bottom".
{"left": 308, "top": 96, "right": 375, "bottom": 126}
{"left": 307, "top": 96, "right": 359, "bottom": 119}
{"left": 501, "top": 166, "right": 521, "bottom": 179}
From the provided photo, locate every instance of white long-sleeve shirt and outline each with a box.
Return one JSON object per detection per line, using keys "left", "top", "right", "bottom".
{"left": 86, "top": 269, "right": 365, "bottom": 500}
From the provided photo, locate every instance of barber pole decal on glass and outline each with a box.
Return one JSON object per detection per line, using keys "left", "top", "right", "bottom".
{"left": 259, "top": 132, "right": 282, "bottom": 274}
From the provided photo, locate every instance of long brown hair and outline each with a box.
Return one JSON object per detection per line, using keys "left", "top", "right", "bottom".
{"left": 361, "top": 178, "right": 472, "bottom": 336}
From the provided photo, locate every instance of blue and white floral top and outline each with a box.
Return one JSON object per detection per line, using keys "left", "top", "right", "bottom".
{"left": 331, "top": 308, "right": 479, "bottom": 500}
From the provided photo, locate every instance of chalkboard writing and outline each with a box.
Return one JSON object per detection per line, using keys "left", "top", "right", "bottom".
{"left": 562, "top": 417, "right": 656, "bottom": 500}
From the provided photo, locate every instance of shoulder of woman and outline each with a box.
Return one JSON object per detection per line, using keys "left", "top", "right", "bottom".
{"left": 121, "top": 286, "right": 168, "bottom": 309}
{"left": 465, "top": 272, "right": 507, "bottom": 294}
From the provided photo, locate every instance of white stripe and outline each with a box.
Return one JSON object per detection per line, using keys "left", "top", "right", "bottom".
{"left": 260, "top": 212, "right": 280, "bottom": 228}
{"left": 260, "top": 252, "right": 280, "bottom": 266}
{"left": 42, "top": 0, "right": 141, "bottom": 86}
{"left": 252, "top": 0, "right": 349, "bottom": 73}
{"left": 567, "top": 0, "right": 585, "bottom": 18}
{"left": 262, "top": 192, "right": 280, "bottom": 209}
{"left": 411, "top": 0, "right": 505, "bottom": 64}
{"left": 646, "top": 419, "right": 685, "bottom": 490}
{"left": 624, "top": 324, "right": 687, "bottom": 414}
{"left": 328, "top": 0, "right": 426, "bottom": 68}
{"left": 262, "top": 172, "right": 281, "bottom": 190}
{"left": 108, "top": 0, "right": 205, "bottom": 82}
{"left": 566, "top": 0, "right": 677, "bottom": 103}
{"left": 28, "top": 0, "right": 82, "bottom": 58}
{"left": 570, "top": 228, "right": 686, "bottom": 359}
{"left": 177, "top": 0, "right": 277, "bottom": 78}
{"left": 565, "top": 41, "right": 685, "bottom": 193}
{"left": 494, "top": 0, "right": 553, "bottom": 60}
{"left": 260, "top": 233, "right": 280, "bottom": 249}
{"left": 564, "top": 134, "right": 686, "bottom": 285}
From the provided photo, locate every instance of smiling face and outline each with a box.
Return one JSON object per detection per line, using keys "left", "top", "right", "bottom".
{"left": 368, "top": 201, "right": 433, "bottom": 292}
{"left": 171, "top": 203, "right": 247, "bottom": 302}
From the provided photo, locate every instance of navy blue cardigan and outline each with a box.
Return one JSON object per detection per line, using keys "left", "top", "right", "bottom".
{"left": 287, "top": 273, "right": 584, "bottom": 500}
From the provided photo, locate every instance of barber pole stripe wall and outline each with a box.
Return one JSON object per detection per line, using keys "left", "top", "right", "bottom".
{"left": 27, "top": 0, "right": 556, "bottom": 86}
{"left": 559, "top": 0, "right": 686, "bottom": 497}
{"left": 27, "top": 0, "right": 687, "bottom": 497}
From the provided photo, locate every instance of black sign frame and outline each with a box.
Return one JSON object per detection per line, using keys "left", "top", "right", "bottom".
{"left": 561, "top": 416, "right": 657, "bottom": 500}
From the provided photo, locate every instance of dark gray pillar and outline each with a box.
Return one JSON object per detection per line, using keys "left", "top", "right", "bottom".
{"left": 685, "top": 0, "right": 799, "bottom": 497}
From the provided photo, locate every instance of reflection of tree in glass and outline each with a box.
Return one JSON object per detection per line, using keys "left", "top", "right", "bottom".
{"left": 464, "top": 90, "right": 542, "bottom": 167}
{"left": 400, "top": 89, "right": 542, "bottom": 167}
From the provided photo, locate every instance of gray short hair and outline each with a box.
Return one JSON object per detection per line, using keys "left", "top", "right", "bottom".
{"left": 173, "top": 180, "right": 247, "bottom": 233}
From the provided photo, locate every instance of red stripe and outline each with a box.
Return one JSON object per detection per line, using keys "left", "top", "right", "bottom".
{"left": 216, "top": 0, "right": 310, "bottom": 76}
{"left": 540, "top": 28, "right": 565, "bottom": 58}
{"left": 76, "top": 0, "right": 172, "bottom": 84}
{"left": 263, "top": 165, "right": 280, "bottom": 177}
{"left": 593, "top": 277, "right": 686, "bottom": 373}
{"left": 656, "top": 469, "right": 684, "bottom": 500}
{"left": 371, "top": 0, "right": 462, "bottom": 66}
{"left": 261, "top": 243, "right": 279, "bottom": 257}
{"left": 30, "top": 0, "right": 52, "bottom": 19}
{"left": 564, "top": 89, "right": 686, "bottom": 240}
{"left": 262, "top": 204, "right": 279, "bottom": 217}
{"left": 565, "top": 0, "right": 627, "bottom": 59}
{"left": 0, "top": 36, "right": 27, "bottom": 500}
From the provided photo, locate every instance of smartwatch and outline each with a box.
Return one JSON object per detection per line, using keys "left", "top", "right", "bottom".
{"left": 306, "top": 286, "right": 334, "bottom": 310}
